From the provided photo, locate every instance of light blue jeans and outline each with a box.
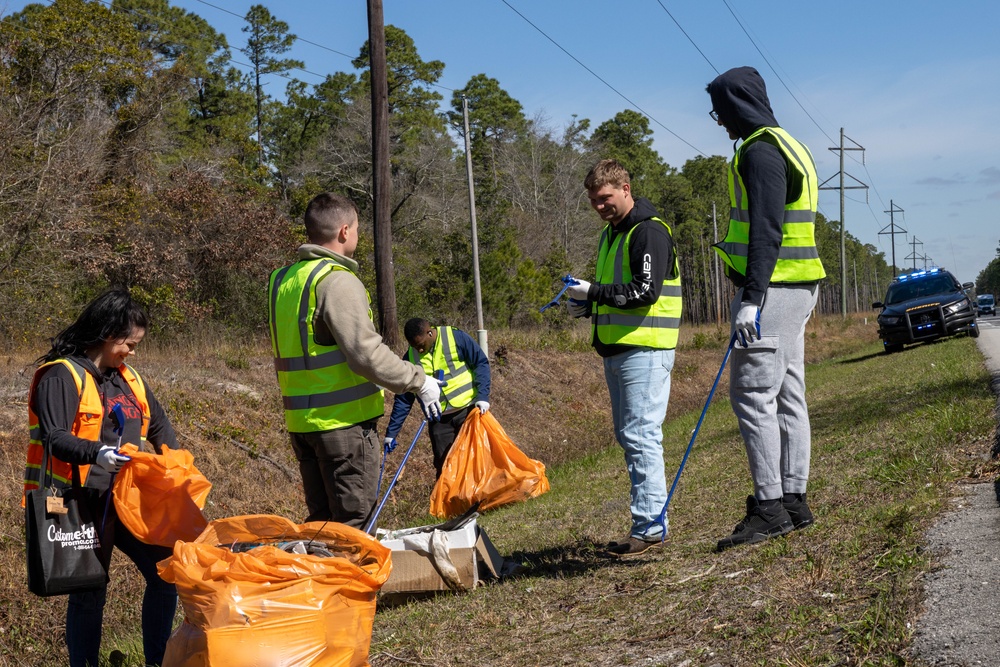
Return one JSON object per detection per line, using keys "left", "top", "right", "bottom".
{"left": 603, "top": 347, "right": 674, "bottom": 540}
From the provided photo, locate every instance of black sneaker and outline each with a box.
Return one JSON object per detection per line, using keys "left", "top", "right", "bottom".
{"left": 716, "top": 496, "right": 793, "bottom": 552}
{"left": 782, "top": 492, "right": 814, "bottom": 530}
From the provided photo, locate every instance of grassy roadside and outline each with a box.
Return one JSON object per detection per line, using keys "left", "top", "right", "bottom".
{"left": 0, "top": 319, "right": 993, "bottom": 666}
{"left": 370, "top": 335, "right": 996, "bottom": 667}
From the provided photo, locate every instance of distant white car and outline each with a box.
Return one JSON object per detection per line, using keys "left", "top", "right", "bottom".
{"left": 978, "top": 294, "right": 996, "bottom": 317}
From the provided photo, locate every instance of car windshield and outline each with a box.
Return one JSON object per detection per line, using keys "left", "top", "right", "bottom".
{"left": 884, "top": 275, "right": 959, "bottom": 305}
{"left": 978, "top": 295, "right": 994, "bottom": 305}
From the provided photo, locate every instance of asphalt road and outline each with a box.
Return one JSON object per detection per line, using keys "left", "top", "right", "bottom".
{"left": 910, "top": 315, "right": 1000, "bottom": 666}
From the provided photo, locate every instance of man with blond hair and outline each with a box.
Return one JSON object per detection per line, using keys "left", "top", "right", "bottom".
{"left": 567, "top": 159, "right": 683, "bottom": 556}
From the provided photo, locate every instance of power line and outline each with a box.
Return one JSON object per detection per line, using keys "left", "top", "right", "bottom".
{"left": 714, "top": 1, "right": 892, "bottom": 256}
{"left": 499, "top": 0, "right": 705, "bottom": 156}
{"left": 858, "top": 159, "right": 888, "bottom": 211}
{"left": 721, "top": 0, "right": 836, "bottom": 146}
{"left": 653, "top": 1, "right": 718, "bottom": 75}
{"left": 190, "top": 0, "right": 453, "bottom": 93}
{"left": 8, "top": 0, "right": 359, "bottom": 128}
{"left": 193, "top": 0, "right": 355, "bottom": 60}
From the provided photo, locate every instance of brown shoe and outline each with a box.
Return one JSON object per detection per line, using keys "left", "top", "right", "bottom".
{"left": 607, "top": 536, "right": 663, "bottom": 556}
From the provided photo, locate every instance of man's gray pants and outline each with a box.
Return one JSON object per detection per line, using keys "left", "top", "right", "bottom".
{"left": 729, "top": 284, "right": 818, "bottom": 501}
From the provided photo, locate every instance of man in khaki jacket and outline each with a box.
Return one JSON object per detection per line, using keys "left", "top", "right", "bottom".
{"left": 268, "top": 192, "right": 442, "bottom": 531}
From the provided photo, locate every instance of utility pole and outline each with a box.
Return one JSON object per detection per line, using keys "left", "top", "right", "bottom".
{"left": 879, "top": 200, "right": 906, "bottom": 275}
{"left": 366, "top": 0, "right": 398, "bottom": 348}
{"left": 904, "top": 236, "right": 924, "bottom": 271}
{"left": 461, "top": 95, "right": 488, "bottom": 355}
{"left": 712, "top": 202, "right": 722, "bottom": 325}
{"left": 819, "top": 128, "right": 868, "bottom": 318}
{"left": 852, "top": 258, "right": 859, "bottom": 312}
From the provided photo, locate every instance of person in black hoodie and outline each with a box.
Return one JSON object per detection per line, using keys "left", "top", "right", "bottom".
{"left": 566, "top": 159, "right": 683, "bottom": 556}
{"left": 706, "top": 67, "right": 826, "bottom": 551}
{"left": 26, "top": 288, "right": 179, "bottom": 666}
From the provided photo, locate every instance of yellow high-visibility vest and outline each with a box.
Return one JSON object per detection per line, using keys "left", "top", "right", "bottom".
{"left": 407, "top": 326, "right": 474, "bottom": 411}
{"left": 714, "top": 126, "right": 826, "bottom": 283}
{"left": 593, "top": 217, "right": 682, "bottom": 349}
{"left": 25, "top": 358, "right": 149, "bottom": 499}
{"left": 268, "top": 258, "right": 384, "bottom": 433}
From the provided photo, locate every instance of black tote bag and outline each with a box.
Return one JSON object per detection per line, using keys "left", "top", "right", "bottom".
{"left": 25, "top": 449, "right": 114, "bottom": 597}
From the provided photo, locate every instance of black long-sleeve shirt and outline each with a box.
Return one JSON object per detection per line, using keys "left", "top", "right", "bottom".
{"left": 33, "top": 356, "right": 177, "bottom": 490}
{"left": 735, "top": 139, "right": 801, "bottom": 306}
{"left": 587, "top": 197, "right": 677, "bottom": 358}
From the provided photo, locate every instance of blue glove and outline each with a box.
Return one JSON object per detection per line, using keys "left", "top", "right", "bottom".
{"left": 383, "top": 437, "right": 397, "bottom": 454}
{"left": 734, "top": 303, "right": 761, "bottom": 347}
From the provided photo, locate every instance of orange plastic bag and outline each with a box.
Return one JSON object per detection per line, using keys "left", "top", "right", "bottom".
{"left": 157, "top": 515, "right": 392, "bottom": 667}
{"left": 429, "top": 410, "right": 550, "bottom": 519}
{"left": 113, "top": 444, "right": 211, "bottom": 547}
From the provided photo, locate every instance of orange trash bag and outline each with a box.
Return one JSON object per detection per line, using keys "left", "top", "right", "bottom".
{"left": 157, "top": 515, "right": 392, "bottom": 667}
{"left": 113, "top": 443, "right": 211, "bottom": 547}
{"left": 429, "top": 410, "right": 550, "bottom": 519}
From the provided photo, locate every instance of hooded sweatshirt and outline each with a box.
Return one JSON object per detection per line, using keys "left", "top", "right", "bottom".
{"left": 586, "top": 196, "right": 677, "bottom": 358}
{"left": 707, "top": 66, "right": 811, "bottom": 307}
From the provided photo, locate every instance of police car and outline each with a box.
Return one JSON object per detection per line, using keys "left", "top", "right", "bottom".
{"left": 872, "top": 268, "right": 978, "bottom": 354}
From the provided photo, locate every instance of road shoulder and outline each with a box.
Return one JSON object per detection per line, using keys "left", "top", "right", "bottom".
{"left": 911, "top": 326, "right": 1000, "bottom": 665}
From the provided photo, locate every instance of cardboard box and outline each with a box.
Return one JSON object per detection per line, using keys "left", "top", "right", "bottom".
{"left": 378, "top": 517, "right": 503, "bottom": 599}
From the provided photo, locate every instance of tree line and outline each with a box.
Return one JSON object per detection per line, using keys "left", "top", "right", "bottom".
{"left": 0, "top": 0, "right": 901, "bottom": 344}
{"left": 975, "top": 244, "right": 1000, "bottom": 298}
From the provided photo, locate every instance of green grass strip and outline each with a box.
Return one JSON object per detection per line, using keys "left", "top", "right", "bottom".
{"left": 372, "top": 336, "right": 995, "bottom": 667}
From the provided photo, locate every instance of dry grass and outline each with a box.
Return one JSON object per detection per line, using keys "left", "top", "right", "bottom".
{"left": 2, "top": 314, "right": 979, "bottom": 666}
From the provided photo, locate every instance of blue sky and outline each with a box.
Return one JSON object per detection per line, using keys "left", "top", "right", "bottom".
{"left": 5, "top": 0, "right": 998, "bottom": 285}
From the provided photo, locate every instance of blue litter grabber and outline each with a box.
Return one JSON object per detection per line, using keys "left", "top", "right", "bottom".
{"left": 364, "top": 370, "right": 446, "bottom": 534}
{"left": 101, "top": 403, "right": 130, "bottom": 532}
{"left": 539, "top": 274, "right": 583, "bottom": 313}
{"left": 650, "top": 332, "right": 738, "bottom": 539}
{"left": 364, "top": 419, "right": 427, "bottom": 534}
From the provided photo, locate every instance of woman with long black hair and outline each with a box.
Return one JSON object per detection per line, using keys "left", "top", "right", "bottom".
{"left": 25, "top": 288, "right": 179, "bottom": 667}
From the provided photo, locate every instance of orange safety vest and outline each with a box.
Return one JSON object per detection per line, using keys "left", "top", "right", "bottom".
{"left": 24, "top": 359, "right": 150, "bottom": 501}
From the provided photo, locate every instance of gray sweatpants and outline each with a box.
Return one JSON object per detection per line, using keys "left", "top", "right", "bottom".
{"left": 729, "top": 284, "right": 818, "bottom": 501}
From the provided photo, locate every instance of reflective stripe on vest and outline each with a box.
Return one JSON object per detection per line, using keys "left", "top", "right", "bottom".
{"left": 24, "top": 359, "right": 150, "bottom": 498}
{"left": 269, "top": 258, "right": 384, "bottom": 433}
{"left": 592, "top": 217, "right": 683, "bottom": 349}
{"left": 407, "top": 326, "right": 475, "bottom": 411}
{"left": 714, "top": 126, "right": 827, "bottom": 283}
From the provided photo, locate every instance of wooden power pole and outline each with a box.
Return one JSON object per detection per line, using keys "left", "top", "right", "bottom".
{"left": 366, "top": 0, "right": 398, "bottom": 347}
{"left": 819, "top": 128, "right": 867, "bottom": 316}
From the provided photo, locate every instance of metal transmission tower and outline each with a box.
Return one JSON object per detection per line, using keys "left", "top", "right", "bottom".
{"left": 819, "top": 128, "right": 868, "bottom": 317}
{"left": 904, "top": 236, "right": 924, "bottom": 271}
{"left": 879, "top": 200, "right": 907, "bottom": 274}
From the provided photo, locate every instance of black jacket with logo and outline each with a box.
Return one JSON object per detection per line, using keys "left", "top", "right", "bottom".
{"left": 587, "top": 197, "right": 677, "bottom": 358}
